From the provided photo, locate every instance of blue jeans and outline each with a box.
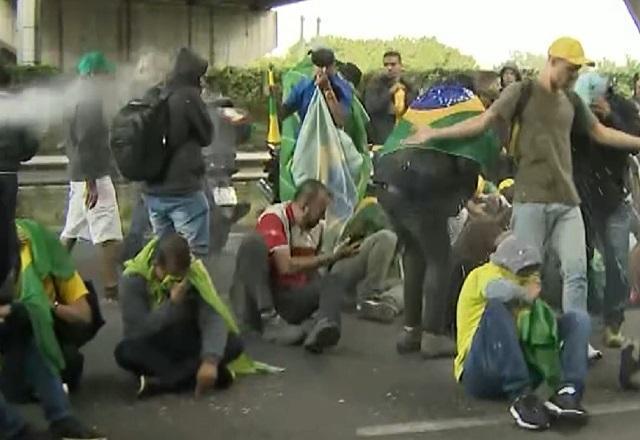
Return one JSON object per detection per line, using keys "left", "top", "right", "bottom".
{"left": 0, "top": 341, "right": 71, "bottom": 437}
{"left": 589, "top": 201, "right": 631, "bottom": 328}
{"left": 462, "top": 300, "right": 591, "bottom": 399}
{"left": 512, "top": 203, "right": 588, "bottom": 313}
{"left": 143, "top": 191, "right": 210, "bottom": 258}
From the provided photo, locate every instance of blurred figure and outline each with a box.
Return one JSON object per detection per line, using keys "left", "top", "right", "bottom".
{"left": 364, "top": 51, "right": 417, "bottom": 145}
{"left": 499, "top": 61, "right": 522, "bottom": 91}
{"left": 60, "top": 52, "right": 123, "bottom": 302}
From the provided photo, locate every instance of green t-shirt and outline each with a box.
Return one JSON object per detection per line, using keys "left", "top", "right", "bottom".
{"left": 492, "top": 80, "right": 597, "bottom": 205}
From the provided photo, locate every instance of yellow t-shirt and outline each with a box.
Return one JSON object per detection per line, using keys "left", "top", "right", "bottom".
{"left": 454, "top": 262, "right": 526, "bottom": 381}
{"left": 19, "top": 242, "right": 88, "bottom": 305}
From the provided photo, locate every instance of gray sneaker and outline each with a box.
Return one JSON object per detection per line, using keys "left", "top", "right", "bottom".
{"left": 262, "top": 315, "right": 305, "bottom": 346}
{"left": 358, "top": 299, "right": 397, "bottom": 324}
{"left": 421, "top": 332, "right": 456, "bottom": 359}
{"left": 303, "top": 318, "right": 340, "bottom": 353}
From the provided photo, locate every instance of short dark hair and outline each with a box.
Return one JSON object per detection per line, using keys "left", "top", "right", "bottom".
{"left": 338, "top": 62, "right": 362, "bottom": 88}
{"left": 294, "top": 179, "right": 331, "bottom": 202}
{"left": 310, "top": 48, "right": 336, "bottom": 68}
{"left": 154, "top": 233, "right": 191, "bottom": 272}
{"left": 383, "top": 51, "right": 402, "bottom": 64}
{"left": 0, "top": 64, "right": 11, "bottom": 88}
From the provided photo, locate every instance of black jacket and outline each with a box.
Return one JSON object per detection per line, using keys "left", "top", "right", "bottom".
{"left": 144, "top": 48, "right": 213, "bottom": 196}
{"left": 364, "top": 73, "right": 417, "bottom": 145}
{"left": 0, "top": 93, "right": 39, "bottom": 173}
{"left": 572, "top": 93, "right": 640, "bottom": 212}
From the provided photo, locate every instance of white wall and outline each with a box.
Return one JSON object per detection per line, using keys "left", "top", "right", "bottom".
{"left": 0, "top": 0, "right": 16, "bottom": 53}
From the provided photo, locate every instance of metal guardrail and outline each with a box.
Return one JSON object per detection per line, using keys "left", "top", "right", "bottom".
{"left": 19, "top": 152, "right": 271, "bottom": 187}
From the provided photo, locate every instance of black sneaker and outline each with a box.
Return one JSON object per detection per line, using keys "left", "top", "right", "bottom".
{"left": 620, "top": 342, "right": 640, "bottom": 391}
{"left": 544, "top": 386, "right": 588, "bottom": 420}
{"left": 509, "top": 394, "right": 551, "bottom": 431}
{"left": 136, "top": 375, "right": 164, "bottom": 399}
{"left": 303, "top": 318, "right": 340, "bottom": 353}
{"left": 49, "top": 417, "right": 106, "bottom": 440}
{"left": 396, "top": 327, "right": 421, "bottom": 354}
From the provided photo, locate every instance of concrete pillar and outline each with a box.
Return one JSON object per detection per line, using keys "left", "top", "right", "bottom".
{"left": 17, "top": 0, "right": 37, "bottom": 64}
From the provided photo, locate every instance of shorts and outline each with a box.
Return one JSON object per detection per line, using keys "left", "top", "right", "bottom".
{"left": 61, "top": 176, "right": 123, "bottom": 244}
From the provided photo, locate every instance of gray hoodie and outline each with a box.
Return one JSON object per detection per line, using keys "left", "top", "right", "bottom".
{"left": 485, "top": 234, "right": 542, "bottom": 303}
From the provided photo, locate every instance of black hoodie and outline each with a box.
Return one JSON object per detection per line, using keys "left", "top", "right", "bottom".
{"left": 144, "top": 48, "right": 213, "bottom": 196}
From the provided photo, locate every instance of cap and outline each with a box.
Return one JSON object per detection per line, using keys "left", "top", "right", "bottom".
{"left": 548, "top": 37, "right": 594, "bottom": 67}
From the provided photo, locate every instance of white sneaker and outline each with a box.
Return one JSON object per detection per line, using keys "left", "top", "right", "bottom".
{"left": 588, "top": 344, "right": 603, "bottom": 362}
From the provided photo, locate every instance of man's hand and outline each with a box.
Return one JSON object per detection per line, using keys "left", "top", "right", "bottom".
{"left": 390, "top": 82, "right": 404, "bottom": 95}
{"left": 525, "top": 277, "right": 541, "bottom": 302}
{"left": 404, "top": 125, "right": 436, "bottom": 145}
{"left": 315, "top": 71, "right": 330, "bottom": 91}
{"left": 195, "top": 359, "right": 219, "bottom": 398}
{"left": 333, "top": 240, "right": 361, "bottom": 262}
{"left": 0, "top": 305, "right": 11, "bottom": 321}
{"left": 85, "top": 179, "right": 98, "bottom": 209}
{"left": 169, "top": 279, "right": 190, "bottom": 305}
{"left": 591, "top": 97, "right": 611, "bottom": 120}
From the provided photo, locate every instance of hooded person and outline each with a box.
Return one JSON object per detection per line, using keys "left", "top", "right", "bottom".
{"left": 570, "top": 72, "right": 640, "bottom": 348}
{"left": 60, "top": 51, "right": 123, "bottom": 302}
{"left": 499, "top": 61, "right": 522, "bottom": 91}
{"left": 141, "top": 48, "right": 214, "bottom": 259}
{"left": 455, "top": 234, "right": 591, "bottom": 431}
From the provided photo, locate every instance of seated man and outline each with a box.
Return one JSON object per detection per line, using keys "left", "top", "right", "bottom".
{"left": 231, "top": 180, "right": 357, "bottom": 352}
{"left": 456, "top": 234, "right": 590, "bottom": 431}
{"left": 0, "top": 221, "right": 106, "bottom": 439}
{"left": 11, "top": 220, "right": 104, "bottom": 393}
{"left": 280, "top": 47, "right": 353, "bottom": 128}
{"left": 115, "top": 233, "right": 244, "bottom": 398}
{"left": 330, "top": 196, "right": 403, "bottom": 324}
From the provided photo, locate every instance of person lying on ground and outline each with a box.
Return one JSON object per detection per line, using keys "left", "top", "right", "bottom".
{"left": 0, "top": 226, "right": 107, "bottom": 440}
{"left": 231, "top": 180, "right": 357, "bottom": 352}
{"left": 278, "top": 47, "right": 353, "bottom": 128}
{"left": 456, "top": 234, "right": 590, "bottom": 431}
{"left": 330, "top": 196, "right": 403, "bottom": 324}
{"left": 115, "top": 233, "right": 245, "bottom": 398}
{"left": 4, "top": 220, "right": 105, "bottom": 395}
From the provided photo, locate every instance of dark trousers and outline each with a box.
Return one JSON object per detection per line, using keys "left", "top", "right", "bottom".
{"left": 0, "top": 174, "right": 18, "bottom": 287}
{"left": 121, "top": 192, "right": 152, "bottom": 263}
{"left": 583, "top": 201, "right": 631, "bottom": 328}
{"left": 375, "top": 149, "right": 478, "bottom": 335}
{"left": 114, "top": 332, "right": 244, "bottom": 392}
{"left": 232, "top": 232, "right": 346, "bottom": 328}
{"left": 462, "top": 300, "right": 590, "bottom": 399}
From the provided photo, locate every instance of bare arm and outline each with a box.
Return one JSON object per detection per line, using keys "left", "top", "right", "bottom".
{"left": 54, "top": 296, "right": 92, "bottom": 325}
{"left": 405, "top": 109, "right": 497, "bottom": 145}
{"left": 271, "top": 241, "right": 358, "bottom": 276}
{"left": 590, "top": 121, "right": 640, "bottom": 152}
{"left": 323, "top": 88, "right": 346, "bottom": 128}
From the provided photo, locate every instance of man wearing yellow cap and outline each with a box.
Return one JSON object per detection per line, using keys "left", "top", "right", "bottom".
{"left": 405, "top": 36, "right": 640, "bottom": 428}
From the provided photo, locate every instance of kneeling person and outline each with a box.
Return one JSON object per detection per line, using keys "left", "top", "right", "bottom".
{"left": 115, "top": 233, "right": 244, "bottom": 398}
{"left": 455, "top": 235, "right": 590, "bottom": 431}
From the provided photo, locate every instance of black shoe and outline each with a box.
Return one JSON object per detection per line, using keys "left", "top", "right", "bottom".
{"left": 620, "top": 342, "right": 640, "bottom": 391}
{"left": 10, "top": 425, "right": 51, "bottom": 440}
{"left": 214, "top": 366, "right": 234, "bottom": 390}
{"left": 509, "top": 394, "right": 551, "bottom": 431}
{"left": 303, "top": 318, "right": 340, "bottom": 353}
{"left": 49, "top": 417, "right": 106, "bottom": 440}
{"left": 136, "top": 375, "right": 163, "bottom": 399}
{"left": 396, "top": 327, "right": 421, "bottom": 354}
{"left": 544, "top": 386, "right": 588, "bottom": 421}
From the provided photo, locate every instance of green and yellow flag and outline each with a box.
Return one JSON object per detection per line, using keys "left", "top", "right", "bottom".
{"left": 267, "top": 67, "right": 281, "bottom": 146}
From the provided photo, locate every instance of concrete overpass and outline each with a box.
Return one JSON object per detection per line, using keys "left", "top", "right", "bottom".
{"left": 1, "top": 0, "right": 302, "bottom": 69}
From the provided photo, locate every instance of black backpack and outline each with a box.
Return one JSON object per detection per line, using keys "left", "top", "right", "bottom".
{"left": 110, "top": 86, "right": 172, "bottom": 182}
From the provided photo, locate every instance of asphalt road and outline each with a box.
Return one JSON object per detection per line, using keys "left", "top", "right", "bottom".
{"left": 15, "top": 235, "right": 640, "bottom": 440}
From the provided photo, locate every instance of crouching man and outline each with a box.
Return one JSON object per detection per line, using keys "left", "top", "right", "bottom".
{"left": 0, "top": 220, "right": 106, "bottom": 439}
{"left": 115, "top": 233, "right": 244, "bottom": 398}
{"left": 455, "top": 234, "right": 590, "bottom": 431}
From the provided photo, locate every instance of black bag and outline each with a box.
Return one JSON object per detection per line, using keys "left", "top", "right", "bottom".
{"left": 110, "top": 86, "right": 171, "bottom": 182}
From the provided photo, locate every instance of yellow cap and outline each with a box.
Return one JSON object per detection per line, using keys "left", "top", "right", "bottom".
{"left": 548, "top": 37, "right": 594, "bottom": 67}
{"left": 498, "top": 178, "right": 515, "bottom": 192}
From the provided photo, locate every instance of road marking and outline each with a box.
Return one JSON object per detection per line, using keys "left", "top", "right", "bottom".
{"left": 356, "top": 401, "right": 640, "bottom": 437}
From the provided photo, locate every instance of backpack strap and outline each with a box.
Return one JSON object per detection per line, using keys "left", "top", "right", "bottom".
{"left": 507, "top": 79, "right": 534, "bottom": 159}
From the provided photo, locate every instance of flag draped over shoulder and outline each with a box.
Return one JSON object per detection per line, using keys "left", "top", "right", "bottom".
{"left": 267, "top": 67, "right": 281, "bottom": 145}
{"left": 380, "top": 85, "right": 500, "bottom": 171}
